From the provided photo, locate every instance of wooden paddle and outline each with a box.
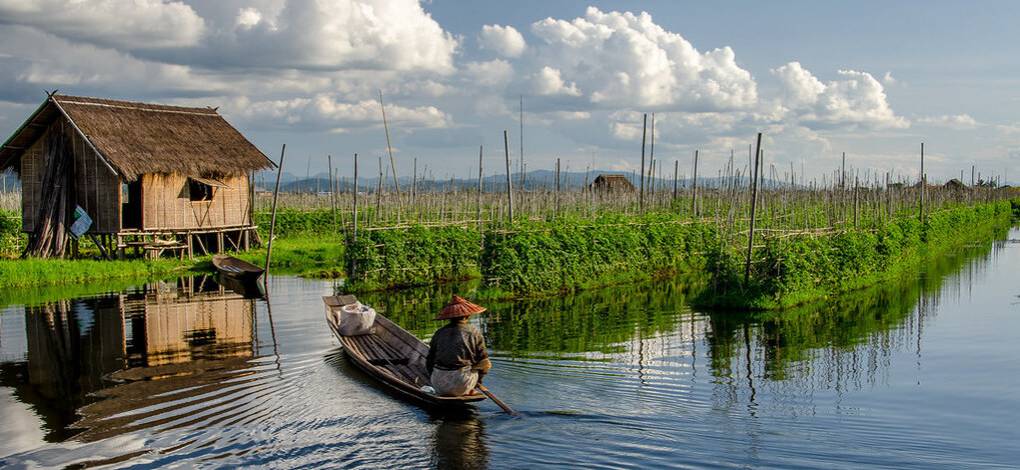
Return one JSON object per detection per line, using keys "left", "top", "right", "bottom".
{"left": 476, "top": 384, "right": 518, "bottom": 416}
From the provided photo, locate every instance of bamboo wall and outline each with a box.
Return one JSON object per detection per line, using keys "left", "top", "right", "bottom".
{"left": 20, "top": 120, "right": 121, "bottom": 233}
{"left": 141, "top": 173, "right": 251, "bottom": 231}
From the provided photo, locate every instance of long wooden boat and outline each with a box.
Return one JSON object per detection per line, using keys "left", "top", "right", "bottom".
{"left": 323, "top": 295, "right": 487, "bottom": 407}
{"left": 212, "top": 255, "right": 264, "bottom": 283}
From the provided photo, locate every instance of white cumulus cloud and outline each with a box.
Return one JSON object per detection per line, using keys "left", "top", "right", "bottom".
{"left": 227, "top": 94, "right": 451, "bottom": 132}
{"left": 0, "top": 0, "right": 205, "bottom": 49}
{"left": 478, "top": 24, "right": 526, "bottom": 58}
{"left": 917, "top": 114, "right": 978, "bottom": 129}
{"left": 772, "top": 62, "right": 908, "bottom": 129}
{"left": 531, "top": 66, "right": 581, "bottom": 96}
{"left": 464, "top": 60, "right": 514, "bottom": 87}
{"left": 527, "top": 7, "right": 758, "bottom": 111}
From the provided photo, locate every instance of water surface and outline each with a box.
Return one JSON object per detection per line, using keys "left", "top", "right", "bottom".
{"left": 1, "top": 232, "right": 1018, "bottom": 468}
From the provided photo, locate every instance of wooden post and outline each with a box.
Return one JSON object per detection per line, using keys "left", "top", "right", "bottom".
{"left": 264, "top": 144, "right": 286, "bottom": 276}
{"left": 853, "top": 175, "right": 859, "bottom": 227}
{"left": 555, "top": 157, "right": 561, "bottom": 216}
{"left": 328, "top": 154, "right": 337, "bottom": 236}
{"left": 504, "top": 130, "right": 514, "bottom": 222}
{"left": 376, "top": 156, "right": 383, "bottom": 222}
{"left": 353, "top": 153, "right": 359, "bottom": 242}
{"left": 378, "top": 90, "right": 402, "bottom": 202}
{"left": 919, "top": 142, "right": 925, "bottom": 223}
{"left": 412, "top": 157, "right": 418, "bottom": 206}
{"left": 744, "top": 133, "right": 763, "bottom": 284}
{"left": 672, "top": 160, "right": 679, "bottom": 201}
{"left": 841, "top": 152, "right": 846, "bottom": 190}
{"left": 649, "top": 113, "right": 656, "bottom": 204}
{"left": 639, "top": 113, "right": 647, "bottom": 211}
{"left": 477, "top": 145, "right": 483, "bottom": 228}
{"left": 692, "top": 150, "right": 700, "bottom": 216}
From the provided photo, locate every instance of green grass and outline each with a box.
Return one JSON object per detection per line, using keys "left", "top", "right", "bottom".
{"left": 228, "top": 235, "right": 346, "bottom": 278}
{"left": 0, "top": 257, "right": 192, "bottom": 289}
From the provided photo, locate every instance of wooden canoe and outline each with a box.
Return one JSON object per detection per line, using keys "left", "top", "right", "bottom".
{"left": 212, "top": 255, "right": 264, "bottom": 283}
{"left": 323, "top": 295, "right": 487, "bottom": 408}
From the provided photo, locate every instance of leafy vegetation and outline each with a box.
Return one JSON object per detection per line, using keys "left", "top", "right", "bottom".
{"left": 701, "top": 200, "right": 1015, "bottom": 309}
{"left": 345, "top": 226, "right": 483, "bottom": 290}
{"left": 482, "top": 213, "right": 716, "bottom": 294}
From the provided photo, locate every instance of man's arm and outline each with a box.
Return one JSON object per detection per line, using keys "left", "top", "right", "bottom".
{"left": 426, "top": 339, "right": 436, "bottom": 375}
{"left": 471, "top": 328, "right": 492, "bottom": 376}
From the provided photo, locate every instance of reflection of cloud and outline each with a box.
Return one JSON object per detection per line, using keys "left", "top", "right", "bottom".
{"left": 2, "top": 432, "right": 149, "bottom": 468}
{"left": 0, "top": 388, "right": 46, "bottom": 456}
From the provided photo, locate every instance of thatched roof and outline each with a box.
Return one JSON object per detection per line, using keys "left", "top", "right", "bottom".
{"left": 590, "top": 174, "right": 636, "bottom": 192}
{"left": 0, "top": 94, "right": 274, "bottom": 180}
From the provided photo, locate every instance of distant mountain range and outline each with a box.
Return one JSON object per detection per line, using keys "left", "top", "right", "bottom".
{"left": 253, "top": 168, "right": 801, "bottom": 194}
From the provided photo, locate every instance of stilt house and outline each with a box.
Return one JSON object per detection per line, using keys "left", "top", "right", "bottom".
{"left": 589, "top": 174, "right": 636, "bottom": 193}
{"left": 0, "top": 94, "right": 274, "bottom": 258}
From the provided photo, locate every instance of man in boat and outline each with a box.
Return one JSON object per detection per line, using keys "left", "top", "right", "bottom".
{"left": 426, "top": 295, "right": 492, "bottom": 396}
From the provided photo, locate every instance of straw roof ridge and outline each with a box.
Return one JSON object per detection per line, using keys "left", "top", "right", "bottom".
{"left": 0, "top": 94, "right": 275, "bottom": 180}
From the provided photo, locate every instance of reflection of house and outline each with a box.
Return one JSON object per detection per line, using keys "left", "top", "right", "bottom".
{"left": 127, "top": 277, "right": 254, "bottom": 366}
{"left": 589, "top": 174, "right": 636, "bottom": 193}
{"left": 2, "top": 276, "right": 258, "bottom": 441}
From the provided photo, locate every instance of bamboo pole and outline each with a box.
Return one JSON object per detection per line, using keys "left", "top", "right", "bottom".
{"left": 744, "top": 133, "right": 763, "bottom": 284}
{"left": 504, "top": 130, "right": 514, "bottom": 222}
{"left": 264, "top": 144, "right": 286, "bottom": 276}
{"left": 673, "top": 160, "right": 679, "bottom": 200}
{"left": 328, "top": 154, "right": 337, "bottom": 235}
{"left": 378, "top": 90, "right": 402, "bottom": 202}
{"left": 477, "top": 145, "right": 483, "bottom": 228}
{"left": 692, "top": 149, "right": 700, "bottom": 216}
{"left": 639, "top": 113, "right": 647, "bottom": 211}
{"left": 353, "top": 153, "right": 359, "bottom": 242}
{"left": 919, "top": 142, "right": 925, "bottom": 223}
{"left": 555, "top": 157, "right": 561, "bottom": 216}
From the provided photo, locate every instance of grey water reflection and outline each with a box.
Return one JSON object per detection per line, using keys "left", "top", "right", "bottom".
{"left": 0, "top": 230, "right": 1017, "bottom": 468}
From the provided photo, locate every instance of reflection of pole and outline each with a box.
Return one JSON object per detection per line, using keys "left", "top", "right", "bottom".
{"left": 743, "top": 322, "right": 757, "bottom": 408}
{"left": 263, "top": 292, "right": 282, "bottom": 375}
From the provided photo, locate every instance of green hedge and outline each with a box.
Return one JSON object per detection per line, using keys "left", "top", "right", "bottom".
{"left": 482, "top": 214, "right": 717, "bottom": 294}
{"left": 705, "top": 200, "right": 1014, "bottom": 309}
{"left": 345, "top": 225, "right": 482, "bottom": 290}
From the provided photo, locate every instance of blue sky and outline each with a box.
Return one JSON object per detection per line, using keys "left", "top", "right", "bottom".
{"left": 1, "top": 0, "right": 1017, "bottom": 184}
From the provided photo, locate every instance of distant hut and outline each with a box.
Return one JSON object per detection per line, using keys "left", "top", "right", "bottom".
{"left": 0, "top": 94, "right": 274, "bottom": 258}
{"left": 589, "top": 174, "right": 636, "bottom": 193}
{"left": 944, "top": 178, "right": 966, "bottom": 190}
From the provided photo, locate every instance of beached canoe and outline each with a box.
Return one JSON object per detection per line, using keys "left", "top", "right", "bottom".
{"left": 212, "top": 255, "right": 264, "bottom": 283}
{"left": 323, "top": 295, "right": 487, "bottom": 407}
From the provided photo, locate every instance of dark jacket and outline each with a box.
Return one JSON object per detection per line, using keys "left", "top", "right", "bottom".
{"left": 426, "top": 321, "right": 491, "bottom": 374}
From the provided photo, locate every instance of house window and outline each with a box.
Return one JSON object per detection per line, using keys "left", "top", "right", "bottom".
{"left": 188, "top": 179, "right": 214, "bottom": 201}
{"left": 121, "top": 182, "right": 130, "bottom": 203}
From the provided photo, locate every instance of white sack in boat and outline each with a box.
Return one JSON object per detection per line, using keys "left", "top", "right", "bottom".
{"left": 339, "top": 302, "right": 376, "bottom": 336}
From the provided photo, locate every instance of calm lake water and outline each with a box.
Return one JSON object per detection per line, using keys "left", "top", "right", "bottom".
{"left": 1, "top": 231, "right": 1019, "bottom": 469}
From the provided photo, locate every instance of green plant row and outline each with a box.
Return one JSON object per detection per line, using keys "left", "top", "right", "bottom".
{"left": 345, "top": 226, "right": 482, "bottom": 290}
{"left": 482, "top": 213, "right": 717, "bottom": 294}
{"left": 702, "top": 199, "right": 1015, "bottom": 309}
{"left": 344, "top": 199, "right": 1018, "bottom": 310}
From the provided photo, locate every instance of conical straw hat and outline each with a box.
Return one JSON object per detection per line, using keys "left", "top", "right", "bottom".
{"left": 436, "top": 295, "right": 487, "bottom": 320}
